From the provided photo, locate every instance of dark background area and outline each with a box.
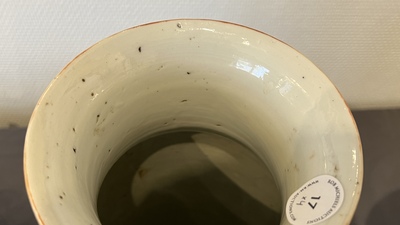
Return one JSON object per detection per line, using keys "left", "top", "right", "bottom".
{"left": 1, "top": 109, "right": 399, "bottom": 225}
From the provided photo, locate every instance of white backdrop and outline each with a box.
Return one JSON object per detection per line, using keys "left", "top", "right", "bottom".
{"left": 1, "top": 0, "right": 400, "bottom": 128}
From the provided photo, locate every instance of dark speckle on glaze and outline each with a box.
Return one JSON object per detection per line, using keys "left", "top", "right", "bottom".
{"left": 186, "top": 72, "right": 191, "bottom": 75}
{"left": 216, "top": 124, "right": 222, "bottom": 127}
{"left": 73, "top": 127, "right": 76, "bottom": 132}
{"left": 138, "top": 168, "right": 148, "bottom": 179}
{"left": 177, "top": 23, "right": 182, "bottom": 28}
{"left": 73, "top": 147, "right": 76, "bottom": 153}
{"left": 302, "top": 76, "right": 305, "bottom": 79}
{"left": 180, "top": 99, "right": 188, "bottom": 103}
{"left": 105, "top": 101, "right": 108, "bottom": 105}
{"left": 294, "top": 164, "right": 299, "bottom": 172}
{"left": 59, "top": 195, "right": 63, "bottom": 200}
{"left": 138, "top": 46, "right": 142, "bottom": 53}
{"left": 82, "top": 78, "right": 85, "bottom": 82}
{"left": 91, "top": 92, "right": 94, "bottom": 97}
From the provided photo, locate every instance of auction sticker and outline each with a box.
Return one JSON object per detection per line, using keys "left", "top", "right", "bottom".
{"left": 285, "top": 175, "right": 344, "bottom": 225}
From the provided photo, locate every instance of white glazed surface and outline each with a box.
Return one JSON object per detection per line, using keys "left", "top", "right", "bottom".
{"left": 24, "top": 20, "right": 363, "bottom": 225}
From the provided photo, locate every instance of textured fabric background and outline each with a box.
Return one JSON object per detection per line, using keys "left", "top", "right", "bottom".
{"left": 1, "top": 0, "right": 400, "bottom": 127}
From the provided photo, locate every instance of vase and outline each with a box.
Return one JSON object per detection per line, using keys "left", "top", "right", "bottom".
{"left": 24, "top": 19, "right": 363, "bottom": 225}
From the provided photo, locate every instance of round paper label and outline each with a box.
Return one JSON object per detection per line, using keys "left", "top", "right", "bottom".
{"left": 285, "top": 175, "right": 344, "bottom": 225}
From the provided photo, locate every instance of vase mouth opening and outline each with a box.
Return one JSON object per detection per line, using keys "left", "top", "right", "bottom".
{"left": 97, "top": 128, "right": 283, "bottom": 224}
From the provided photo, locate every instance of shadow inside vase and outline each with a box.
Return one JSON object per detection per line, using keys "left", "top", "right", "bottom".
{"left": 97, "top": 130, "right": 281, "bottom": 225}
